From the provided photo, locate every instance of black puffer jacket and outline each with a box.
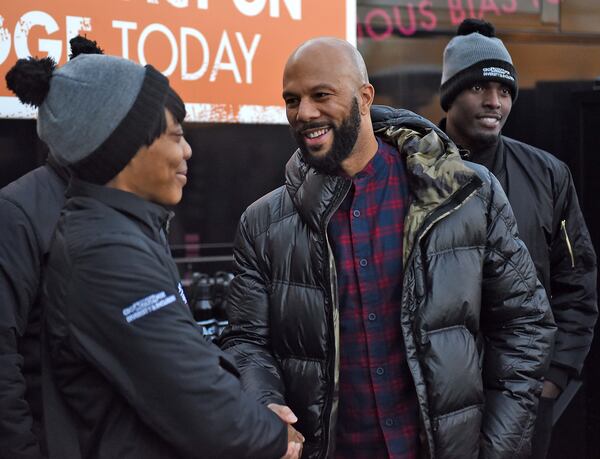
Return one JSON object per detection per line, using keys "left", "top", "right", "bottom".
{"left": 219, "top": 107, "right": 556, "bottom": 459}
{"left": 0, "top": 161, "right": 68, "bottom": 459}
{"left": 489, "top": 136, "right": 597, "bottom": 388}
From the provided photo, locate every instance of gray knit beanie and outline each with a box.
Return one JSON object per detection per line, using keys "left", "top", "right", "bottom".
{"left": 5, "top": 43, "right": 170, "bottom": 184}
{"left": 440, "top": 19, "right": 518, "bottom": 111}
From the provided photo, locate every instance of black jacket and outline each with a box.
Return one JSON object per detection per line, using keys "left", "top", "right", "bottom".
{"left": 0, "top": 162, "right": 68, "bottom": 459}
{"left": 42, "top": 180, "right": 287, "bottom": 459}
{"left": 443, "top": 125, "right": 598, "bottom": 388}
{"left": 219, "top": 107, "right": 555, "bottom": 459}
{"left": 497, "top": 136, "right": 597, "bottom": 386}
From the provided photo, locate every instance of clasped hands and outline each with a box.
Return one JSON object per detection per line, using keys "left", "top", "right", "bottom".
{"left": 268, "top": 403, "right": 305, "bottom": 459}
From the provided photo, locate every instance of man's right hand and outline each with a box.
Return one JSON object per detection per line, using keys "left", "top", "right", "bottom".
{"left": 281, "top": 424, "right": 303, "bottom": 459}
{"left": 268, "top": 403, "right": 304, "bottom": 459}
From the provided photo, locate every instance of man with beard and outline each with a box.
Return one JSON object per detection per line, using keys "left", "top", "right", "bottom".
{"left": 219, "top": 36, "right": 555, "bottom": 458}
{"left": 440, "top": 20, "right": 598, "bottom": 459}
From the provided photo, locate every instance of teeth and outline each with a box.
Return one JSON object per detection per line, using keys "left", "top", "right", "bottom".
{"left": 480, "top": 117, "right": 499, "bottom": 124}
{"left": 306, "top": 128, "right": 329, "bottom": 139}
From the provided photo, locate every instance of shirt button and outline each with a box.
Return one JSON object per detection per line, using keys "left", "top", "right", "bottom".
{"left": 376, "top": 367, "right": 384, "bottom": 376}
{"left": 385, "top": 418, "right": 394, "bottom": 427}
{"left": 353, "top": 209, "right": 361, "bottom": 218}
{"left": 368, "top": 312, "right": 377, "bottom": 321}
{"left": 359, "top": 258, "right": 368, "bottom": 267}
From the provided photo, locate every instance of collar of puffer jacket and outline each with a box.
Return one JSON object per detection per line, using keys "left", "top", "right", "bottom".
{"left": 284, "top": 150, "right": 350, "bottom": 234}
{"left": 284, "top": 106, "right": 478, "bottom": 257}
{"left": 373, "top": 106, "right": 478, "bottom": 261}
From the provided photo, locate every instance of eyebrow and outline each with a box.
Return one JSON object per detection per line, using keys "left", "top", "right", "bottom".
{"left": 282, "top": 84, "right": 337, "bottom": 99}
{"left": 311, "top": 84, "right": 337, "bottom": 93}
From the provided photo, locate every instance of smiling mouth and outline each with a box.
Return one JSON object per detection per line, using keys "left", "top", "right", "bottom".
{"left": 303, "top": 127, "right": 331, "bottom": 139}
{"left": 176, "top": 171, "right": 188, "bottom": 185}
{"left": 477, "top": 113, "right": 501, "bottom": 120}
{"left": 477, "top": 114, "right": 502, "bottom": 128}
{"left": 300, "top": 127, "right": 332, "bottom": 152}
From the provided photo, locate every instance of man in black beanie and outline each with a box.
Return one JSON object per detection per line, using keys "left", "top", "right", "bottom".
{"left": 440, "top": 19, "right": 598, "bottom": 459}
{"left": 5, "top": 41, "right": 303, "bottom": 459}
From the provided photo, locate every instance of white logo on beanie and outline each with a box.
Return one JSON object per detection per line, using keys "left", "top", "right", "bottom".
{"left": 482, "top": 67, "right": 515, "bottom": 82}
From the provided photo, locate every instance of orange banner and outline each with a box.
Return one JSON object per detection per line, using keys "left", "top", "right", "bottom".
{"left": 0, "top": 0, "right": 355, "bottom": 123}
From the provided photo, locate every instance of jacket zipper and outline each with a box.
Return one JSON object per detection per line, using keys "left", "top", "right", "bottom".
{"left": 561, "top": 220, "right": 575, "bottom": 268}
{"left": 400, "top": 176, "right": 482, "bottom": 457}
{"left": 415, "top": 177, "right": 482, "bottom": 252}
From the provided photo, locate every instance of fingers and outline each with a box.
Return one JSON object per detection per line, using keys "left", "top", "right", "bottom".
{"left": 287, "top": 424, "right": 305, "bottom": 444}
{"left": 268, "top": 403, "right": 298, "bottom": 424}
{"left": 541, "top": 380, "right": 561, "bottom": 399}
{"left": 269, "top": 403, "right": 304, "bottom": 459}
{"left": 280, "top": 440, "right": 302, "bottom": 459}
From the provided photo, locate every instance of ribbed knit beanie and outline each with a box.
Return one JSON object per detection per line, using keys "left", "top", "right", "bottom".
{"left": 440, "top": 19, "right": 518, "bottom": 111}
{"left": 5, "top": 37, "right": 170, "bottom": 184}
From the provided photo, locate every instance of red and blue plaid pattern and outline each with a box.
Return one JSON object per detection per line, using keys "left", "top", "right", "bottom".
{"left": 329, "top": 139, "right": 419, "bottom": 459}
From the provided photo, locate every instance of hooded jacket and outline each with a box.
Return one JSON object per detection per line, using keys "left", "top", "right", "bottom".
{"left": 0, "top": 161, "right": 68, "bottom": 459}
{"left": 219, "top": 106, "right": 555, "bottom": 459}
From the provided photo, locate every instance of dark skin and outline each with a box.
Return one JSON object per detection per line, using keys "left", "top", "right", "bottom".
{"left": 282, "top": 37, "right": 377, "bottom": 177}
{"left": 445, "top": 81, "right": 512, "bottom": 155}
{"left": 108, "top": 109, "right": 192, "bottom": 206}
{"left": 445, "top": 81, "right": 560, "bottom": 399}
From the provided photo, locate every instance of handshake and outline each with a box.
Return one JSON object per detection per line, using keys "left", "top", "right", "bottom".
{"left": 268, "top": 403, "right": 305, "bottom": 459}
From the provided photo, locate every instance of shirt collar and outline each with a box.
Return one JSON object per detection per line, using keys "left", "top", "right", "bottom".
{"left": 354, "top": 138, "right": 395, "bottom": 181}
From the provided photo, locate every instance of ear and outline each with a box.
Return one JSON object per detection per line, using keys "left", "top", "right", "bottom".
{"left": 359, "top": 83, "right": 375, "bottom": 116}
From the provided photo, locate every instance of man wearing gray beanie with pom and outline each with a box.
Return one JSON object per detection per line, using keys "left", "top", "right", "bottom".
{"left": 4, "top": 40, "right": 303, "bottom": 459}
{"left": 439, "top": 19, "right": 598, "bottom": 459}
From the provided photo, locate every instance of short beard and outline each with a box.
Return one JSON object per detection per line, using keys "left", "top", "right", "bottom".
{"left": 293, "top": 97, "right": 361, "bottom": 175}
{"left": 471, "top": 131, "right": 500, "bottom": 150}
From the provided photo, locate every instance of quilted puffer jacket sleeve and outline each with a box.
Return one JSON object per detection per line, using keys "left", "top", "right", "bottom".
{"left": 479, "top": 173, "right": 556, "bottom": 459}
{"left": 219, "top": 213, "right": 287, "bottom": 406}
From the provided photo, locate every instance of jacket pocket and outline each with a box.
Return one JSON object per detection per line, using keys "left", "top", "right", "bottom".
{"left": 421, "top": 325, "right": 484, "bottom": 414}
{"left": 432, "top": 404, "right": 483, "bottom": 459}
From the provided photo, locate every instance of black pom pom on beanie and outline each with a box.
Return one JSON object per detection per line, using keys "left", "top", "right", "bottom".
{"left": 457, "top": 18, "right": 496, "bottom": 37}
{"left": 70, "top": 35, "right": 104, "bottom": 59}
{"left": 5, "top": 57, "right": 56, "bottom": 107}
{"left": 440, "top": 19, "right": 518, "bottom": 111}
{"left": 4, "top": 34, "right": 104, "bottom": 109}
